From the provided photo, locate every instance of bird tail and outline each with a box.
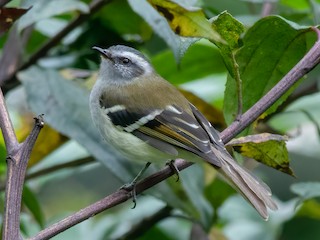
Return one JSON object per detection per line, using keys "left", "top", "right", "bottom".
{"left": 210, "top": 146, "right": 278, "bottom": 220}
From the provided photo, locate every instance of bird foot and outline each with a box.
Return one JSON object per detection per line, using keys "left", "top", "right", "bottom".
{"left": 166, "top": 160, "right": 180, "bottom": 182}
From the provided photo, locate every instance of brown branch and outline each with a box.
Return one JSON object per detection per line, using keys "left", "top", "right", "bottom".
{"left": 26, "top": 157, "right": 95, "bottom": 181}
{"left": 0, "top": 96, "right": 44, "bottom": 240}
{"left": 0, "top": 0, "right": 112, "bottom": 89}
{"left": 1, "top": 82, "right": 45, "bottom": 239}
{"left": 262, "top": 81, "right": 319, "bottom": 123}
{"left": 0, "top": 157, "right": 95, "bottom": 192}
{"left": 0, "top": 89, "right": 18, "bottom": 151}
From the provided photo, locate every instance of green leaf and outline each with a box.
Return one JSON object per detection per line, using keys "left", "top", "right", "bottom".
{"left": 219, "top": 196, "right": 296, "bottom": 240}
{"left": 148, "top": 0, "right": 225, "bottom": 44}
{"left": 151, "top": 42, "right": 226, "bottom": 85}
{"left": 128, "top": 0, "right": 196, "bottom": 62}
{"left": 228, "top": 133, "right": 293, "bottom": 175}
{"left": 211, "top": 11, "right": 244, "bottom": 78}
{"left": 281, "top": 217, "right": 320, "bottom": 240}
{"left": 179, "top": 165, "right": 213, "bottom": 227}
{"left": 281, "top": 0, "right": 310, "bottom": 10}
{"left": 98, "top": 0, "right": 152, "bottom": 41}
{"left": 299, "top": 109, "right": 320, "bottom": 137}
{"left": 211, "top": 11, "right": 244, "bottom": 51}
{"left": 295, "top": 200, "right": 320, "bottom": 220}
{"left": 205, "top": 178, "right": 234, "bottom": 211}
{"left": 269, "top": 92, "right": 320, "bottom": 132}
{"left": 17, "top": 0, "right": 89, "bottom": 32}
{"left": 22, "top": 185, "right": 45, "bottom": 228}
{"left": 223, "top": 16, "right": 315, "bottom": 125}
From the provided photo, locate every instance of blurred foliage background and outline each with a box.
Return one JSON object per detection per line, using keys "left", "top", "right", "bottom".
{"left": 1, "top": 0, "right": 320, "bottom": 239}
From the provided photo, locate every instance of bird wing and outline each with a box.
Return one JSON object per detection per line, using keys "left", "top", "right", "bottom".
{"left": 189, "top": 104, "right": 278, "bottom": 218}
{"left": 103, "top": 102, "right": 278, "bottom": 219}
{"left": 104, "top": 104, "right": 222, "bottom": 167}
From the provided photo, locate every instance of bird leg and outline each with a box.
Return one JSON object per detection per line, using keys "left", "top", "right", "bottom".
{"left": 120, "top": 162, "right": 151, "bottom": 208}
{"left": 166, "top": 160, "right": 180, "bottom": 182}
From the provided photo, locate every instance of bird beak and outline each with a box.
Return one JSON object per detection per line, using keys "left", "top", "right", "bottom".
{"left": 92, "top": 46, "right": 112, "bottom": 61}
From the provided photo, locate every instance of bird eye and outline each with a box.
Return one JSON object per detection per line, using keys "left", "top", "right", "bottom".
{"left": 121, "top": 58, "right": 130, "bottom": 64}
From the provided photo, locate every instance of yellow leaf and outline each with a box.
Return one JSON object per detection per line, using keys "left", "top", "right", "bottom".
{"left": 14, "top": 111, "right": 68, "bottom": 167}
{"left": 296, "top": 200, "right": 320, "bottom": 220}
{"left": 228, "top": 133, "right": 294, "bottom": 176}
{"left": 148, "top": 0, "right": 225, "bottom": 44}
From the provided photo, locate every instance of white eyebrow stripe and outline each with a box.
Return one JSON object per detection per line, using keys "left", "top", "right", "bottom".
{"left": 119, "top": 51, "right": 153, "bottom": 74}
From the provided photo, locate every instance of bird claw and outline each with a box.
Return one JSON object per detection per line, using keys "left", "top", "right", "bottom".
{"left": 120, "top": 183, "right": 137, "bottom": 209}
{"left": 120, "top": 162, "right": 151, "bottom": 209}
{"left": 166, "top": 160, "right": 180, "bottom": 182}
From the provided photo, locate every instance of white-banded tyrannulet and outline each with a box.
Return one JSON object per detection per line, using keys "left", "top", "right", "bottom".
{"left": 89, "top": 45, "right": 277, "bottom": 219}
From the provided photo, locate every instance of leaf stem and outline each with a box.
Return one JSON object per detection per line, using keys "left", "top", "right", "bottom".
{"left": 231, "top": 51, "right": 243, "bottom": 120}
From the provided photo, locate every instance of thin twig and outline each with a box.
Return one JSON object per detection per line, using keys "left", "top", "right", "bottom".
{"left": 261, "top": 2, "right": 274, "bottom": 17}
{"left": 231, "top": 51, "right": 243, "bottom": 119}
{"left": 2, "top": 115, "right": 44, "bottom": 240}
{"left": 0, "top": 90, "right": 18, "bottom": 151}
{"left": 26, "top": 157, "right": 96, "bottom": 180}
{"left": 0, "top": 157, "right": 96, "bottom": 192}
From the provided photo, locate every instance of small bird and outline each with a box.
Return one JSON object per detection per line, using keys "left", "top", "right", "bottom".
{"left": 90, "top": 45, "right": 277, "bottom": 219}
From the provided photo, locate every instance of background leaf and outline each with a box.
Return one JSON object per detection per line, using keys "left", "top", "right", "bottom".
{"left": 148, "top": 0, "right": 225, "bottom": 43}
{"left": 291, "top": 182, "right": 320, "bottom": 202}
{"left": 128, "top": 0, "right": 197, "bottom": 61}
{"left": 223, "top": 16, "right": 315, "bottom": 126}
{"left": 22, "top": 185, "right": 45, "bottom": 228}
{"left": 18, "top": 0, "right": 89, "bottom": 32}
{"left": 152, "top": 42, "right": 226, "bottom": 85}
